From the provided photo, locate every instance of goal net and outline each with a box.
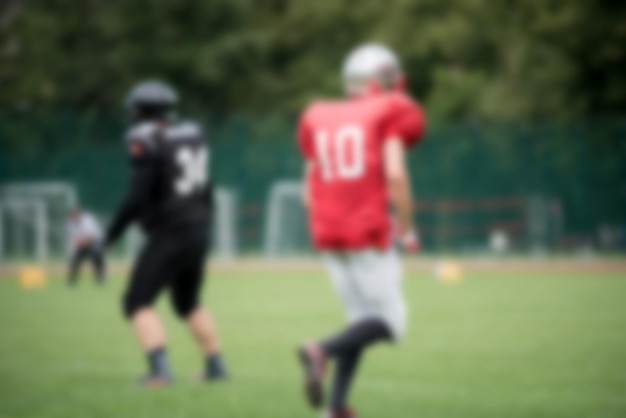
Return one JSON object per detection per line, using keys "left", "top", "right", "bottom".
{"left": 261, "top": 180, "right": 556, "bottom": 255}
{"left": 0, "top": 182, "right": 239, "bottom": 263}
{"left": 0, "top": 182, "right": 78, "bottom": 262}
{"left": 264, "top": 180, "right": 310, "bottom": 257}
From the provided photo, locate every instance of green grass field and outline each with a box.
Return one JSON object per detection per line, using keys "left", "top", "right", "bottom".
{"left": 1, "top": 266, "right": 625, "bottom": 418}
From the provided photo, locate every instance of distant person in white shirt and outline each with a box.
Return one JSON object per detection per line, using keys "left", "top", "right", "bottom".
{"left": 67, "top": 208, "right": 106, "bottom": 285}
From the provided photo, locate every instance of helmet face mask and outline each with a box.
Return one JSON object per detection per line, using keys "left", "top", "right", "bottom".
{"left": 342, "top": 43, "right": 404, "bottom": 96}
{"left": 124, "top": 80, "right": 178, "bottom": 123}
{"left": 130, "top": 103, "right": 175, "bottom": 122}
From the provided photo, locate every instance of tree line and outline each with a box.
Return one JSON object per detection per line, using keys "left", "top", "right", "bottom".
{"left": 0, "top": 0, "right": 624, "bottom": 125}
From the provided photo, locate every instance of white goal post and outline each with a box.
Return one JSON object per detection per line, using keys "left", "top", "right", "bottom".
{"left": 264, "top": 180, "right": 311, "bottom": 257}
{"left": 213, "top": 188, "right": 238, "bottom": 258}
{"left": 0, "top": 198, "right": 48, "bottom": 262}
{"left": 0, "top": 181, "right": 78, "bottom": 262}
{"left": 0, "top": 182, "right": 238, "bottom": 262}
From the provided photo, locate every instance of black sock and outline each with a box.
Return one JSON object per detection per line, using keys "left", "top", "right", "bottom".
{"left": 95, "top": 264, "right": 105, "bottom": 284}
{"left": 322, "top": 318, "right": 391, "bottom": 358}
{"left": 206, "top": 353, "right": 228, "bottom": 378}
{"left": 68, "top": 270, "right": 78, "bottom": 286}
{"left": 147, "top": 347, "right": 171, "bottom": 378}
{"left": 330, "top": 349, "right": 363, "bottom": 411}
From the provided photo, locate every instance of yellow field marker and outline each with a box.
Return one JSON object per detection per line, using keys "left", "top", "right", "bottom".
{"left": 434, "top": 260, "right": 464, "bottom": 284}
{"left": 18, "top": 266, "right": 48, "bottom": 290}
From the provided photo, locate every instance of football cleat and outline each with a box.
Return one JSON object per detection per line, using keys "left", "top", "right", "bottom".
{"left": 198, "top": 369, "right": 229, "bottom": 383}
{"left": 322, "top": 407, "right": 358, "bottom": 418}
{"left": 297, "top": 343, "right": 327, "bottom": 409}
{"left": 138, "top": 373, "right": 171, "bottom": 388}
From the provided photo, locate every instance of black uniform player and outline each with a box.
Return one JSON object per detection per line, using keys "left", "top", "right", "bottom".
{"left": 104, "top": 80, "right": 228, "bottom": 385}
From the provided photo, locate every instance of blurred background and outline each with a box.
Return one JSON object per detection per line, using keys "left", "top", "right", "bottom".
{"left": 1, "top": 3, "right": 626, "bottom": 418}
{"left": 0, "top": 0, "right": 625, "bottom": 261}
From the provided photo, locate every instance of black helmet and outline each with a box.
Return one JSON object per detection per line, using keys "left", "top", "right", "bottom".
{"left": 124, "top": 80, "right": 178, "bottom": 121}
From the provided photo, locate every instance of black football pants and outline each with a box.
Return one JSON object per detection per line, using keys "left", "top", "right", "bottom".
{"left": 68, "top": 243, "right": 106, "bottom": 285}
{"left": 123, "top": 226, "right": 209, "bottom": 319}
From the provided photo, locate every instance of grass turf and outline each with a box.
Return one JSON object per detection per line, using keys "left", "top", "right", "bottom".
{"left": 0, "top": 267, "right": 625, "bottom": 418}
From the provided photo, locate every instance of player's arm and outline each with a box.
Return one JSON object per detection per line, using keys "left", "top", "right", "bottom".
{"left": 104, "top": 144, "right": 157, "bottom": 247}
{"left": 384, "top": 138, "right": 415, "bottom": 239}
{"left": 383, "top": 96, "right": 426, "bottom": 251}
{"left": 75, "top": 235, "right": 88, "bottom": 248}
{"left": 67, "top": 224, "right": 78, "bottom": 252}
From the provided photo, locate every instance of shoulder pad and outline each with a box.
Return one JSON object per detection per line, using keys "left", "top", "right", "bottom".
{"left": 125, "top": 122, "right": 159, "bottom": 150}
{"left": 386, "top": 91, "right": 418, "bottom": 110}
{"left": 302, "top": 99, "right": 337, "bottom": 121}
{"left": 164, "top": 121, "right": 203, "bottom": 141}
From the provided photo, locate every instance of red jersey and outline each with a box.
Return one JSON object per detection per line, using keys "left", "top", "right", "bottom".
{"left": 298, "top": 91, "right": 426, "bottom": 250}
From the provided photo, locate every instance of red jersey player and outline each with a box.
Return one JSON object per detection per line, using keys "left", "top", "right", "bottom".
{"left": 296, "top": 43, "right": 426, "bottom": 418}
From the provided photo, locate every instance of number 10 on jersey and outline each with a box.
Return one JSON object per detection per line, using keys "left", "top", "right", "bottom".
{"left": 314, "top": 125, "right": 365, "bottom": 182}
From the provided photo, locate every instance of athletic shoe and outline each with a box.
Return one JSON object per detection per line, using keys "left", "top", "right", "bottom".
{"left": 138, "top": 374, "right": 170, "bottom": 387}
{"left": 197, "top": 371, "right": 229, "bottom": 383}
{"left": 297, "top": 343, "right": 327, "bottom": 409}
{"left": 322, "top": 408, "right": 357, "bottom": 418}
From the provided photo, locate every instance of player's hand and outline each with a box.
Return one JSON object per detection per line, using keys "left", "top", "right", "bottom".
{"left": 95, "top": 240, "right": 106, "bottom": 253}
{"left": 100, "top": 236, "right": 111, "bottom": 252}
{"left": 76, "top": 236, "right": 91, "bottom": 248}
{"left": 398, "top": 229, "right": 421, "bottom": 253}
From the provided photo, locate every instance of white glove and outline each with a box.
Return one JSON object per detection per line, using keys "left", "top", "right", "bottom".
{"left": 398, "top": 229, "right": 421, "bottom": 253}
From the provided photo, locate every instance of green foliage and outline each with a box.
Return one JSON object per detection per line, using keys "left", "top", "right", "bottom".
{"left": 1, "top": 0, "right": 624, "bottom": 120}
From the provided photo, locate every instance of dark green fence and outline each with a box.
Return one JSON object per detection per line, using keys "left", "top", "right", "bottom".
{"left": 1, "top": 112, "right": 625, "bottom": 252}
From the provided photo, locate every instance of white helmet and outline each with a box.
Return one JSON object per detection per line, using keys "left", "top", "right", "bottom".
{"left": 342, "top": 43, "right": 404, "bottom": 96}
